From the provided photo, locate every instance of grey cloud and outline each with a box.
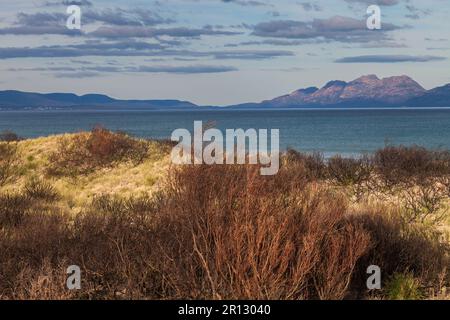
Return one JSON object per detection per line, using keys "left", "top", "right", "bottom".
{"left": 299, "top": 2, "right": 322, "bottom": 12}
{"left": 252, "top": 16, "right": 401, "bottom": 43}
{"left": 0, "top": 7, "right": 174, "bottom": 37}
{"left": 54, "top": 71, "right": 101, "bottom": 78}
{"left": 8, "top": 64, "right": 238, "bottom": 75}
{"left": 89, "top": 26, "right": 240, "bottom": 38}
{"left": 83, "top": 8, "right": 173, "bottom": 26}
{"left": 0, "top": 42, "right": 163, "bottom": 59}
{"left": 344, "top": 0, "right": 400, "bottom": 6}
{"left": 405, "top": 5, "right": 432, "bottom": 20}
{"left": 70, "top": 60, "right": 94, "bottom": 65}
{"left": 14, "top": 8, "right": 172, "bottom": 29}
{"left": 16, "top": 12, "right": 67, "bottom": 26}
{"left": 335, "top": 55, "right": 447, "bottom": 63}
{"left": 63, "top": 0, "right": 93, "bottom": 5}
{"left": 221, "top": 0, "right": 267, "bottom": 6}
{"left": 0, "top": 41, "right": 292, "bottom": 60}
{"left": 213, "top": 50, "right": 294, "bottom": 59}
{"left": 225, "top": 38, "right": 330, "bottom": 47}
{"left": 44, "top": 0, "right": 93, "bottom": 6}
{"left": 134, "top": 65, "right": 238, "bottom": 74}
{"left": 0, "top": 26, "right": 82, "bottom": 36}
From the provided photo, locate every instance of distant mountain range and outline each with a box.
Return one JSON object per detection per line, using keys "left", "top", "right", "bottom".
{"left": 1, "top": 75, "right": 449, "bottom": 109}
{"left": 231, "top": 75, "right": 450, "bottom": 108}
{"left": 0, "top": 90, "right": 197, "bottom": 110}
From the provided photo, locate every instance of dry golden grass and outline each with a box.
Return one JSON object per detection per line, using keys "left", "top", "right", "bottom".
{"left": 0, "top": 132, "right": 170, "bottom": 215}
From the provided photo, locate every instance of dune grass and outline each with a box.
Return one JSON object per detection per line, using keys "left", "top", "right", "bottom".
{"left": 1, "top": 130, "right": 170, "bottom": 215}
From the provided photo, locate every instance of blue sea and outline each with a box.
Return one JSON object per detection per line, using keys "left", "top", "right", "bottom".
{"left": 1, "top": 108, "right": 449, "bottom": 156}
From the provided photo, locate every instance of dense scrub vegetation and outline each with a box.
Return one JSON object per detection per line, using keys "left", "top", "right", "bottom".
{"left": 0, "top": 129, "right": 449, "bottom": 300}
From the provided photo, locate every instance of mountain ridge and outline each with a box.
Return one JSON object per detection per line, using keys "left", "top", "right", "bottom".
{"left": 0, "top": 90, "right": 198, "bottom": 109}
{"left": 255, "top": 74, "right": 431, "bottom": 108}
{"left": 1, "top": 75, "right": 449, "bottom": 109}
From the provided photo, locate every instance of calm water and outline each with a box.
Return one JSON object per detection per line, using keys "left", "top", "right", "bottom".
{"left": 1, "top": 108, "right": 449, "bottom": 156}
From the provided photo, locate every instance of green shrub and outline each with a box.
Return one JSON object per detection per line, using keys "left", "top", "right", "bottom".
{"left": 24, "top": 178, "right": 59, "bottom": 202}
{"left": 385, "top": 273, "right": 424, "bottom": 300}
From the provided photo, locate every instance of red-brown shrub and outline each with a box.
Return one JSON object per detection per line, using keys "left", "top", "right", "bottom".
{"left": 374, "top": 145, "right": 450, "bottom": 188}
{"left": 47, "top": 126, "right": 149, "bottom": 176}
{"left": 153, "top": 163, "right": 371, "bottom": 299}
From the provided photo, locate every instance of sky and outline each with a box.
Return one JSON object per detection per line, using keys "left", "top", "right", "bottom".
{"left": 0, "top": 0, "right": 449, "bottom": 106}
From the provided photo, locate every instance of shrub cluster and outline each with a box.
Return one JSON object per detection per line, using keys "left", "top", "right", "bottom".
{"left": 0, "top": 162, "right": 448, "bottom": 300}
{"left": 0, "top": 132, "right": 449, "bottom": 300}
{"left": 285, "top": 146, "right": 450, "bottom": 223}
{"left": 47, "top": 126, "right": 149, "bottom": 176}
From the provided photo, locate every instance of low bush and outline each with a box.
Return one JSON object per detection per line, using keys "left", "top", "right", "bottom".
{"left": 384, "top": 273, "right": 424, "bottom": 300}
{"left": 401, "top": 180, "right": 448, "bottom": 224}
{"left": 47, "top": 126, "right": 149, "bottom": 176}
{"left": 349, "top": 209, "right": 449, "bottom": 297}
{"left": 284, "top": 149, "right": 327, "bottom": 180}
{"left": 24, "top": 177, "right": 59, "bottom": 202}
{"left": 327, "top": 155, "right": 374, "bottom": 200}
{"left": 0, "top": 130, "right": 21, "bottom": 142}
{"left": 374, "top": 145, "right": 450, "bottom": 188}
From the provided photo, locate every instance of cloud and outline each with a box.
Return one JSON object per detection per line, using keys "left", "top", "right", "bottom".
{"left": 63, "top": 0, "right": 93, "bottom": 5}
{"left": 404, "top": 4, "right": 432, "bottom": 20}
{"left": 220, "top": 0, "right": 267, "bottom": 6}
{"left": 13, "top": 8, "right": 172, "bottom": 29}
{"left": 0, "top": 26, "right": 82, "bottom": 36}
{"left": 299, "top": 2, "right": 322, "bottom": 12}
{"left": 89, "top": 26, "right": 240, "bottom": 38}
{"left": 7, "top": 64, "right": 238, "bottom": 76}
{"left": 344, "top": 0, "right": 400, "bottom": 6}
{"left": 252, "top": 16, "right": 401, "bottom": 43}
{"left": 0, "top": 41, "right": 293, "bottom": 61}
{"left": 0, "top": 7, "right": 175, "bottom": 36}
{"left": 0, "top": 42, "right": 163, "bottom": 59}
{"left": 44, "top": 0, "right": 93, "bottom": 6}
{"left": 133, "top": 65, "right": 238, "bottom": 74}
{"left": 335, "top": 55, "right": 447, "bottom": 63}
{"left": 213, "top": 50, "right": 294, "bottom": 59}
{"left": 16, "top": 12, "right": 67, "bottom": 26}
{"left": 54, "top": 71, "right": 100, "bottom": 78}
{"left": 83, "top": 8, "right": 173, "bottom": 26}
{"left": 225, "top": 38, "right": 331, "bottom": 47}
